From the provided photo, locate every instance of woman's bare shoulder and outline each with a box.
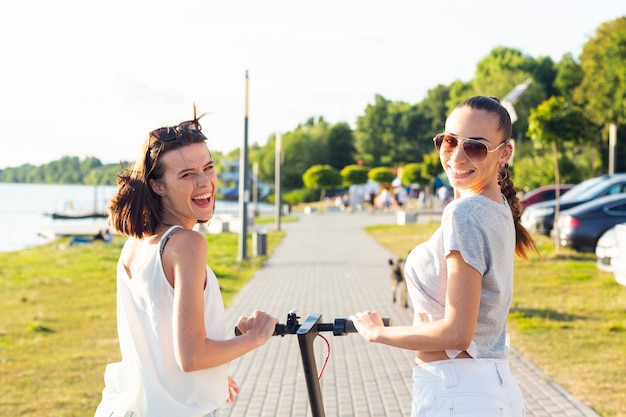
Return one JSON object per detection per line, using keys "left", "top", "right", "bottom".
{"left": 164, "top": 228, "right": 208, "bottom": 256}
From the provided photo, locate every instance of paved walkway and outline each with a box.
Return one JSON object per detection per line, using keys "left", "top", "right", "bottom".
{"left": 221, "top": 210, "right": 600, "bottom": 417}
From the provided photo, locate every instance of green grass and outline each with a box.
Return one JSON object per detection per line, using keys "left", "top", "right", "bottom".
{"left": 365, "top": 222, "right": 626, "bottom": 417}
{"left": 0, "top": 228, "right": 284, "bottom": 417}
{"left": 2, "top": 218, "right": 625, "bottom": 416}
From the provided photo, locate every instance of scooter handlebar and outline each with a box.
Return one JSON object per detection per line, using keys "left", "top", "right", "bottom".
{"left": 234, "top": 316, "right": 391, "bottom": 337}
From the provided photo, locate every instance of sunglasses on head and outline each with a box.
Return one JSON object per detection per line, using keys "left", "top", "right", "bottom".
{"left": 433, "top": 133, "right": 508, "bottom": 163}
{"left": 150, "top": 104, "right": 208, "bottom": 142}
{"left": 150, "top": 120, "right": 203, "bottom": 142}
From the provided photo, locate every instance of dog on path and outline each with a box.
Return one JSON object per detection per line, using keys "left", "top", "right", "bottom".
{"left": 388, "top": 257, "right": 408, "bottom": 308}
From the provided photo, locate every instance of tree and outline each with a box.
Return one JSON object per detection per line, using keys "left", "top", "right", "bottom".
{"left": 302, "top": 164, "right": 343, "bottom": 201}
{"left": 83, "top": 165, "right": 120, "bottom": 185}
{"left": 355, "top": 95, "right": 392, "bottom": 167}
{"left": 355, "top": 95, "right": 432, "bottom": 167}
{"left": 553, "top": 53, "right": 584, "bottom": 101}
{"left": 421, "top": 149, "right": 444, "bottom": 186}
{"left": 575, "top": 17, "right": 626, "bottom": 128}
{"left": 0, "top": 156, "right": 122, "bottom": 185}
{"left": 417, "top": 84, "right": 450, "bottom": 135}
{"left": 340, "top": 165, "right": 369, "bottom": 187}
{"left": 275, "top": 120, "right": 331, "bottom": 189}
{"left": 368, "top": 167, "right": 395, "bottom": 185}
{"left": 511, "top": 152, "right": 582, "bottom": 191}
{"left": 447, "top": 79, "right": 473, "bottom": 114}
{"left": 327, "top": 122, "right": 356, "bottom": 170}
{"left": 528, "top": 96, "right": 599, "bottom": 249}
{"left": 401, "top": 163, "right": 427, "bottom": 186}
{"left": 574, "top": 17, "right": 626, "bottom": 173}
{"left": 471, "top": 47, "right": 552, "bottom": 143}
{"left": 385, "top": 103, "right": 423, "bottom": 165}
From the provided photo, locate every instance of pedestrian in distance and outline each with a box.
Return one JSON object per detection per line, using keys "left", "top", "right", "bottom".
{"left": 94, "top": 105, "right": 278, "bottom": 417}
{"left": 365, "top": 190, "right": 374, "bottom": 213}
{"left": 394, "top": 185, "right": 408, "bottom": 211}
{"left": 351, "top": 96, "right": 538, "bottom": 417}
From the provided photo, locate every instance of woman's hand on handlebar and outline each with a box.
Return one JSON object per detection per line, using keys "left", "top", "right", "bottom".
{"left": 349, "top": 310, "right": 385, "bottom": 342}
{"left": 236, "top": 310, "right": 279, "bottom": 346}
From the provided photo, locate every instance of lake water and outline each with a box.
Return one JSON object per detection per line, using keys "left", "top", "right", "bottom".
{"left": 0, "top": 183, "right": 274, "bottom": 253}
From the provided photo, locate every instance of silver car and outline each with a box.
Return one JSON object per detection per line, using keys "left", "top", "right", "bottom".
{"left": 612, "top": 224, "right": 626, "bottom": 286}
{"left": 596, "top": 226, "right": 619, "bottom": 272}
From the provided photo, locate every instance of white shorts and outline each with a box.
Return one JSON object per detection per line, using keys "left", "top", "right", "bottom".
{"left": 412, "top": 358, "right": 525, "bottom": 417}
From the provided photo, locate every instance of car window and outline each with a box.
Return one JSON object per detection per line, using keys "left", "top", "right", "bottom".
{"left": 606, "top": 203, "right": 626, "bottom": 215}
{"left": 605, "top": 182, "right": 626, "bottom": 196}
{"left": 560, "top": 176, "right": 606, "bottom": 202}
{"left": 539, "top": 191, "right": 556, "bottom": 202}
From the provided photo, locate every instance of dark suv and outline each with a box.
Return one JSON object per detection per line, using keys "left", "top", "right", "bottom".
{"left": 521, "top": 173, "right": 626, "bottom": 236}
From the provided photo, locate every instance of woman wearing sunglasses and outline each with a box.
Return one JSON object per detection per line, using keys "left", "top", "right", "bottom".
{"left": 351, "top": 96, "right": 537, "bottom": 416}
{"left": 94, "top": 107, "right": 278, "bottom": 417}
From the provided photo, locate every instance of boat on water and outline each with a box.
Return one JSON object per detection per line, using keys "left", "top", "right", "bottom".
{"left": 38, "top": 185, "right": 111, "bottom": 238}
{"left": 38, "top": 221, "right": 110, "bottom": 240}
{"left": 45, "top": 211, "right": 109, "bottom": 220}
{"left": 40, "top": 209, "right": 109, "bottom": 238}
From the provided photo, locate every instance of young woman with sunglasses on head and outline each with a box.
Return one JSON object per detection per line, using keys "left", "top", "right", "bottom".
{"left": 351, "top": 96, "right": 537, "bottom": 417}
{"left": 94, "top": 106, "right": 278, "bottom": 417}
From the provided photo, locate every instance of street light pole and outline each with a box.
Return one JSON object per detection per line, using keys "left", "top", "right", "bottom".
{"left": 501, "top": 77, "right": 532, "bottom": 124}
{"left": 238, "top": 71, "right": 250, "bottom": 261}
{"left": 275, "top": 132, "right": 282, "bottom": 231}
{"left": 609, "top": 123, "right": 617, "bottom": 176}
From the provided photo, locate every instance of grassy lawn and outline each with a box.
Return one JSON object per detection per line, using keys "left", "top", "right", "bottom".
{"left": 0, "top": 228, "right": 285, "bottom": 417}
{"left": 2, "top": 218, "right": 625, "bottom": 416}
{"left": 365, "top": 222, "right": 626, "bottom": 417}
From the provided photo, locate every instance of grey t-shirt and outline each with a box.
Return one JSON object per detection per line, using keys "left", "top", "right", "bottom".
{"left": 405, "top": 194, "right": 515, "bottom": 359}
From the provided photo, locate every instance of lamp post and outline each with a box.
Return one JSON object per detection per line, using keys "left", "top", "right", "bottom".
{"left": 238, "top": 71, "right": 250, "bottom": 261}
{"left": 609, "top": 123, "right": 617, "bottom": 175}
{"left": 275, "top": 132, "right": 283, "bottom": 231}
{"left": 501, "top": 77, "right": 532, "bottom": 124}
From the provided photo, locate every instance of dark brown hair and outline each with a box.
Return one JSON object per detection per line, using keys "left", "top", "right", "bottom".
{"left": 108, "top": 114, "right": 209, "bottom": 239}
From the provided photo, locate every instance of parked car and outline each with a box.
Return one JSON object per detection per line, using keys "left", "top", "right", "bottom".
{"left": 612, "top": 224, "right": 626, "bottom": 286}
{"left": 595, "top": 226, "right": 620, "bottom": 272}
{"left": 552, "top": 194, "right": 626, "bottom": 252}
{"left": 521, "top": 173, "right": 626, "bottom": 236}
{"left": 520, "top": 184, "right": 574, "bottom": 212}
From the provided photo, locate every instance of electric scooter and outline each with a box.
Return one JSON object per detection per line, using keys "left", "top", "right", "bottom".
{"left": 235, "top": 310, "right": 391, "bottom": 417}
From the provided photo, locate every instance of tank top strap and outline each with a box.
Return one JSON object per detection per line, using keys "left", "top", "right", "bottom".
{"left": 160, "top": 225, "right": 183, "bottom": 256}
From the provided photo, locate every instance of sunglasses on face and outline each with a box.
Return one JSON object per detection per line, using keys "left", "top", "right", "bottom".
{"left": 433, "top": 133, "right": 508, "bottom": 163}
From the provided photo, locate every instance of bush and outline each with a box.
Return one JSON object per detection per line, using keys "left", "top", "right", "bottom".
{"left": 282, "top": 188, "right": 318, "bottom": 205}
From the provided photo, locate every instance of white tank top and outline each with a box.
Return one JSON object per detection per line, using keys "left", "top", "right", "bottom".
{"left": 95, "top": 226, "right": 228, "bottom": 417}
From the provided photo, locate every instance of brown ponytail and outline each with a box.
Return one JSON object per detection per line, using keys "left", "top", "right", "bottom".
{"left": 499, "top": 163, "right": 539, "bottom": 261}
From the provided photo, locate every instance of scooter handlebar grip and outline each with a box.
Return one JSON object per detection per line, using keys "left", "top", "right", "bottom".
{"left": 344, "top": 317, "right": 392, "bottom": 333}
{"left": 234, "top": 323, "right": 286, "bottom": 337}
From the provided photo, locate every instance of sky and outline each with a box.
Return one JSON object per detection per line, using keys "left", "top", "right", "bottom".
{"left": 0, "top": 1, "right": 624, "bottom": 170}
